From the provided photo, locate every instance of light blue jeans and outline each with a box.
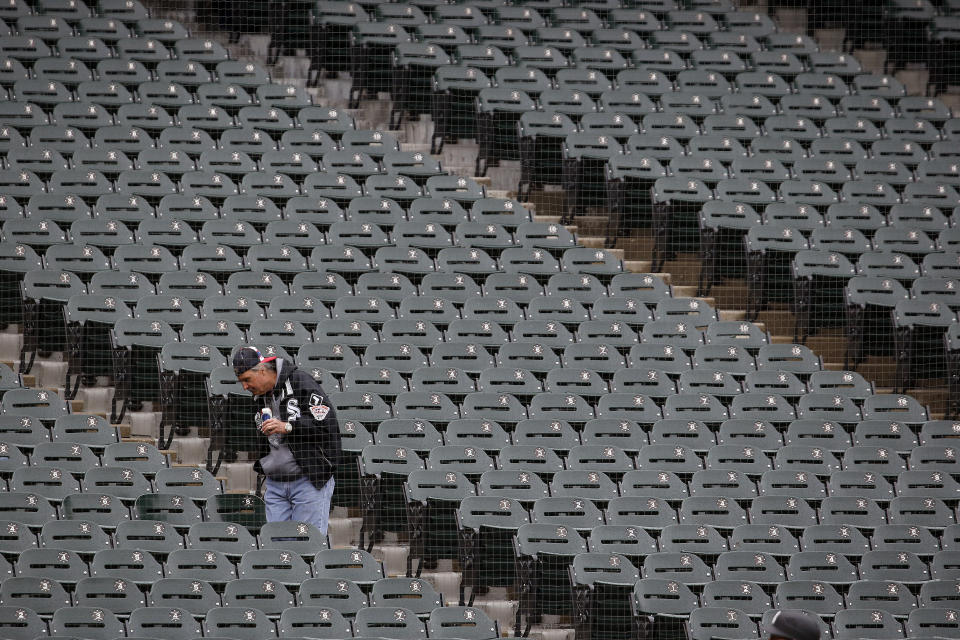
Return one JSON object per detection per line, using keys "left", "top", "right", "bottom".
{"left": 264, "top": 475, "right": 335, "bottom": 534}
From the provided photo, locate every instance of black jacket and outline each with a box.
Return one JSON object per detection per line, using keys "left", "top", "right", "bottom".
{"left": 252, "top": 360, "right": 342, "bottom": 490}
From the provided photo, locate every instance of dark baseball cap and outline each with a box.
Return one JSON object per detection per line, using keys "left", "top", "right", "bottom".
{"left": 763, "top": 610, "right": 821, "bottom": 640}
{"left": 233, "top": 346, "right": 277, "bottom": 377}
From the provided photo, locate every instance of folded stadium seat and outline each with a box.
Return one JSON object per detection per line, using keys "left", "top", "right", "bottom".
{"left": 715, "top": 419, "right": 783, "bottom": 454}
{"left": 357, "top": 443, "right": 424, "bottom": 547}
{"left": 432, "top": 343, "right": 498, "bottom": 376}
{"left": 427, "top": 605, "right": 499, "bottom": 640}
{"left": 932, "top": 550, "right": 960, "bottom": 581}
{"left": 286, "top": 604, "right": 354, "bottom": 638}
{"left": 889, "top": 205, "right": 952, "bottom": 237}
{"left": 7, "top": 460, "right": 78, "bottom": 503}
{"left": 371, "top": 577, "right": 443, "bottom": 620}
{"left": 128, "top": 606, "right": 206, "bottom": 639}
{"left": 48, "top": 605, "right": 126, "bottom": 640}
{"left": 920, "top": 579, "right": 960, "bottom": 615}
{"left": 872, "top": 524, "right": 939, "bottom": 562}
{"left": 884, "top": 115, "right": 943, "bottom": 147}
{"left": 156, "top": 340, "right": 226, "bottom": 445}
{"left": 513, "top": 320, "right": 576, "bottom": 350}
{"left": 404, "top": 469, "right": 475, "bottom": 574}
{"left": 480, "top": 272, "right": 542, "bottom": 306}
{"left": 711, "top": 553, "right": 785, "bottom": 594}
{"left": 697, "top": 202, "right": 761, "bottom": 297}
{"left": 389, "top": 42, "right": 452, "bottom": 133}
{"left": 295, "top": 577, "right": 368, "bottom": 619}
{"left": 476, "top": 468, "right": 549, "bottom": 507}
{"left": 774, "top": 582, "right": 846, "bottom": 625}
{"left": 297, "top": 560, "right": 376, "bottom": 604}
{"left": 863, "top": 394, "right": 929, "bottom": 424}
{"left": 838, "top": 428, "right": 907, "bottom": 471}
{"left": 822, "top": 209, "right": 886, "bottom": 249}
{"left": 0, "top": 575, "right": 71, "bottom": 617}
{"left": 557, "top": 71, "right": 615, "bottom": 105}
{"left": 354, "top": 272, "right": 416, "bottom": 305}
{"left": 632, "top": 577, "right": 699, "bottom": 640}
{"left": 661, "top": 93, "right": 719, "bottom": 129}
{"left": 909, "top": 441, "right": 960, "bottom": 477}
{"left": 116, "top": 168, "right": 178, "bottom": 205}
{"left": 779, "top": 93, "right": 837, "bottom": 125}
{"left": 51, "top": 414, "right": 120, "bottom": 452}
{"left": 626, "top": 342, "right": 692, "bottom": 377}
{"left": 155, "top": 59, "right": 214, "bottom": 93}
{"left": 827, "top": 465, "right": 896, "bottom": 502}
{"left": 772, "top": 440, "right": 843, "bottom": 479}
{"left": 89, "top": 545, "right": 164, "bottom": 588}
{"left": 452, "top": 222, "right": 515, "bottom": 259}
{"left": 607, "top": 367, "right": 675, "bottom": 404}
{"left": 348, "top": 23, "right": 411, "bottom": 111}
{"left": 784, "top": 550, "right": 862, "bottom": 590}
{"left": 455, "top": 494, "right": 530, "bottom": 604}
{"left": 478, "top": 367, "right": 543, "bottom": 400}
{"left": 658, "top": 526, "right": 726, "bottom": 566}
{"left": 203, "top": 605, "right": 277, "bottom": 640}
{"left": 0, "top": 489, "right": 53, "bottom": 535}
{"left": 660, "top": 380, "right": 728, "bottom": 419}
{"left": 742, "top": 370, "right": 805, "bottom": 406}
{"left": 808, "top": 226, "right": 872, "bottom": 264}
{"left": 674, "top": 494, "right": 748, "bottom": 535}
{"left": 905, "top": 182, "right": 960, "bottom": 214}
{"left": 153, "top": 466, "right": 222, "bottom": 506}
{"left": 205, "top": 365, "right": 258, "bottom": 468}
{"left": 20, "top": 266, "right": 88, "bottom": 368}
{"left": 550, "top": 469, "right": 617, "bottom": 508}
{"left": 576, "top": 320, "right": 639, "bottom": 351}
{"left": 843, "top": 275, "right": 910, "bottom": 369}
{"left": 445, "top": 318, "right": 509, "bottom": 349}
{"left": 758, "top": 463, "right": 830, "bottom": 501}
{"left": 80, "top": 464, "right": 150, "bottom": 505}
{"left": 407, "top": 197, "right": 469, "bottom": 232}
{"left": 115, "top": 518, "right": 184, "bottom": 560}
{"left": 919, "top": 419, "right": 960, "bottom": 446}
{"left": 847, "top": 581, "right": 916, "bottom": 623}
{"left": 99, "top": 442, "right": 167, "bottom": 482}
{"left": 748, "top": 225, "right": 818, "bottom": 318}
{"left": 795, "top": 394, "right": 862, "bottom": 427}
{"left": 8, "top": 148, "right": 72, "bottom": 186}
{"left": 517, "top": 111, "right": 577, "bottom": 200}
{"left": 792, "top": 249, "right": 858, "bottom": 343}
{"left": 39, "top": 517, "right": 113, "bottom": 561}
{"left": 892, "top": 298, "right": 956, "bottom": 393}
{"left": 818, "top": 493, "right": 889, "bottom": 531}
{"left": 834, "top": 608, "right": 906, "bottom": 640}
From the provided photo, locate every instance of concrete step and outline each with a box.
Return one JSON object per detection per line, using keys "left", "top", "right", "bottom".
{"left": 169, "top": 436, "right": 208, "bottom": 467}
{"left": 327, "top": 513, "right": 362, "bottom": 549}
{"left": 371, "top": 542, "right": 410, "bottom": 578}
{"left": 35, "top": 359, "right": 67, "bottom": 389}
{"left": 757, "top": 309, "right": 798, "bottom": 338}
{"left": 615, "top": 235, "right": 656, "bottom": 262}
{"left": 219, "top": 461, "right": 259, "bottom": 495}
{"left": 661, "top": 256, "right": 703, "bottom": 288}
{"left": 708, "top": 282, "right": 750, "bottom": 311}
{"left": 573, "top": 215, "right": 610, "bottom": 237}
{"left": 0, "top": 333, "right": 22, "bottom": 363}
{"left": 76, "top": 387, "right": 114, "bottom": 417}
{"left": 128, "top": 410, "right": 163, "bottom": 440}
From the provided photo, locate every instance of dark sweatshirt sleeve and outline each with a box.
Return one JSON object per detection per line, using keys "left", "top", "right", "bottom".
{"left": 289, "top": 371, "right": 342, "bottom": 471}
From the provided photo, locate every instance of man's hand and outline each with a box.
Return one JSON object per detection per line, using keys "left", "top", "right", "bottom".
{"left": 260, "top": 418, "right": 291, "bottom": 436}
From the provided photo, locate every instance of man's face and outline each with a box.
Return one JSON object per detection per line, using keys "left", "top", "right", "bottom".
{"left": 237, "top": 367, "right": 276, "bottom": 396}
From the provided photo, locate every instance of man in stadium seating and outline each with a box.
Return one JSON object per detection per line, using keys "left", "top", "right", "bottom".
{"left": 233, "top": 346, "right": 342, "bottom": 534}
{"left": 763, "top": 610, "right": 821, "bottom": 640}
